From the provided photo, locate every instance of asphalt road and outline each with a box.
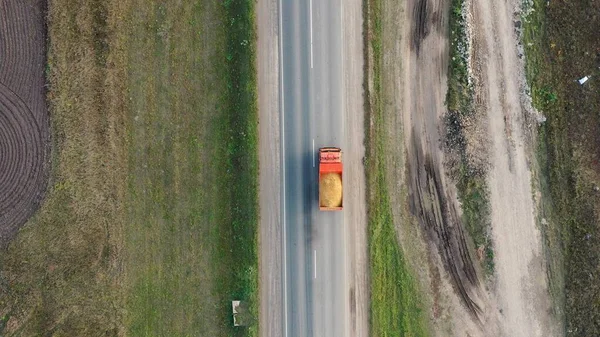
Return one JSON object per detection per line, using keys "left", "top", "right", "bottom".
{"left": 280, "top": 0, "right": 347, "bottom": 336}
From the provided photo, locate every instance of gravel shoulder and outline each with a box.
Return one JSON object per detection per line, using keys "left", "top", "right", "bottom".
{"left": 342, "top": 0, "right": 369, "bottom": 336}
{"left": 257, "top": 0, "right": 283, "bottom": 335}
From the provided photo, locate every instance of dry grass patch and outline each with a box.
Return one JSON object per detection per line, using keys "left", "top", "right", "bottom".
{"left": 0, "top": 0, "right": 258, "bottom": 335}
{"left": 523, "top": 0, "right": 600, "bottom": 334}
{"left": 0, "top": 0, "right": 127, "bottom": 334}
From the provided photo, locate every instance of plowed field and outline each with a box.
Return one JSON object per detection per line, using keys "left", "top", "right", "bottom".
{"left": 0, "top": 0, "right": 50, "bottom": 246}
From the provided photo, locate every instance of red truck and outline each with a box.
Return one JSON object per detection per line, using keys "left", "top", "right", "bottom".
{"left": 318, "top": 147, "right": 343, "bottom": 211}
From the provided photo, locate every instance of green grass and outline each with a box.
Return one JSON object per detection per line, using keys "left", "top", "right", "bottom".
{"left": 444, "top": 0, "right": 494, "bottom": 275}
{"left": 364, "top": 0, "right": 429, "bottom": 335}
{"left": 522, "top": 0, "right": 600, "bottom": 335}
{"left": 446, "top": 0, "right": 471, "bottom": 114}
{"left": 367, "top": 164, "right": 428, "bottom": 337}
{"left": 521, "top": 0, "right": 567, "bottom": 323}
{"left": 223, "top": 0, "right": 260, "bottom": 335}
{"left": 124, "top": 0, "right": 258, "bottom": 336}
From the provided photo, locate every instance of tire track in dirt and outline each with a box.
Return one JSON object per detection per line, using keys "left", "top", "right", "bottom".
{"left": 411, "top": 0, "right": 429, "bottom": 54}
{"left": 408, "top": 132, "right": 484, "bottom": 320}
{"left": 403, "top": 0, "right": 487, "bottom": 323}
{"left": 0, "top": 0, "right": 50, "bottom": 247}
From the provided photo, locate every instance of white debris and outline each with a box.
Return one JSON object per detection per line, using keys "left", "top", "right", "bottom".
{"left": 578, "top": 76, "right": 590, "bottom": 85}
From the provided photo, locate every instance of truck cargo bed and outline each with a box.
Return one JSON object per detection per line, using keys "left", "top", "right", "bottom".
{"left": 318, "top": 147, "right": 343, "bottom": 211}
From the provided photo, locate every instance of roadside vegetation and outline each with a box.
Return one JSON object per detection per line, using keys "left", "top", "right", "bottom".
{"left": 124, "top": 0, "right": 258, "bottom": 335}
{"left": 364, "top": 0, "right": 429, "bottom": 335}
{"left": 444, "top": 0, "right": 494, "bottom": 275}
{"left": 522, "top": 0, "right": 600, "bottom": 335}
{"left": 0, "top": 0, "right": 258, "bottom": 335}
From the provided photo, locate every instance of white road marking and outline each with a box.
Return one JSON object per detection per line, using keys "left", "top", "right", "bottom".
{"left": 309, "top": 0, "right": 314, "bottom": 69}
{"left": 314, "top": 249, "right": 317, "bottom": 279}
{"left": 312, "top": 139, "right": 315, "bottom": 167}
{"left": 340, "top": 0, "right": 344, "bottom": 123}
{"left": 278, "top": 0, "right": 288, "bottom": 335}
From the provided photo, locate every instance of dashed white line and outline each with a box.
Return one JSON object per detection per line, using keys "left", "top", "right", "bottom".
{"left": 314, "top": 249, "right": 317, "bottom": 279}
{"left": 312, "top": 139, "right": 315, "bottom": 167}
{"left": 309, "top": 0, "right": 314, "bottom": 68}
{"left": 340, "top": 0, "right": 344, "bottom": 121}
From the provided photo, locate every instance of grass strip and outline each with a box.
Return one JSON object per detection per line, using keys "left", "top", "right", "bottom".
{"left": 364, "top": 0, "right": 429, "bottom": 335}
{"left": 124, "top": 0, "right": 258, "bottom": 335}
{"left": 522, "top": 0, "right": 600, "bottom": 334}
{"left": 222, "top": 0, "right": 260, "bottom": 335}
{"left": 445, "top": 0, "right": 494, "bottom": 275}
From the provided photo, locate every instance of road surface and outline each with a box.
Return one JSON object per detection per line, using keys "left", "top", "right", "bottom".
{"left": 279, "top": 0, "right": 349, "bottom": 336}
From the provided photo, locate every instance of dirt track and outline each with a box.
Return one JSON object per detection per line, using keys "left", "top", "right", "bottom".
{"left": 0, "top": 0, "right": 50, "bottom": 246}
{"left": 393, "top": 0, "right": 560, "bottom": 335}
{"left": 470, "top": 0, "right": 560, "bottom": 334}
{"left": 402, "top": 0, "right": 487, "bottom": 322}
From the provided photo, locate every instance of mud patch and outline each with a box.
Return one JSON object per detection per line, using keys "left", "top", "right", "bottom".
{"left": 349, "top": 287, "right": 356, "bottom": 316}
{"left": 408, "top": 132, "right": 483, "bottom": 320}
{"left": 427, "top": 249, "right": 443, "bottom": 319}
{"left": 411, "top": 0, "right": 430, "bottom": 53}
{"left": 0, "top": 0, "right": 50, "bottom": 246}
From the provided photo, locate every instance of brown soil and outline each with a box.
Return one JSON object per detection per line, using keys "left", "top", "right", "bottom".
{"left": 403, "top": 0, "right": 487, "bottom": 322}
{"left": 470, "top": 0, "right": 561, "bottom": 334}
{"left": 407, "top": 140, "right": 484, "bottom": 318}
{"left": 0, "top": 0, "right": 50, "bottom": 247}
{"left": 378, "top": 0, "right": 561, "bottom": 334}
{"left": 396, "top": 0, "right": 562, "bottom": 334}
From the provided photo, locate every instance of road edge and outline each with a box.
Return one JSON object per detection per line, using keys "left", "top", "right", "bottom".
{"left": 343, "top": 0, "right": 369, "bottom": 336}
{"left": 257, "top": 0, "right": 283, "bottom": 335}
